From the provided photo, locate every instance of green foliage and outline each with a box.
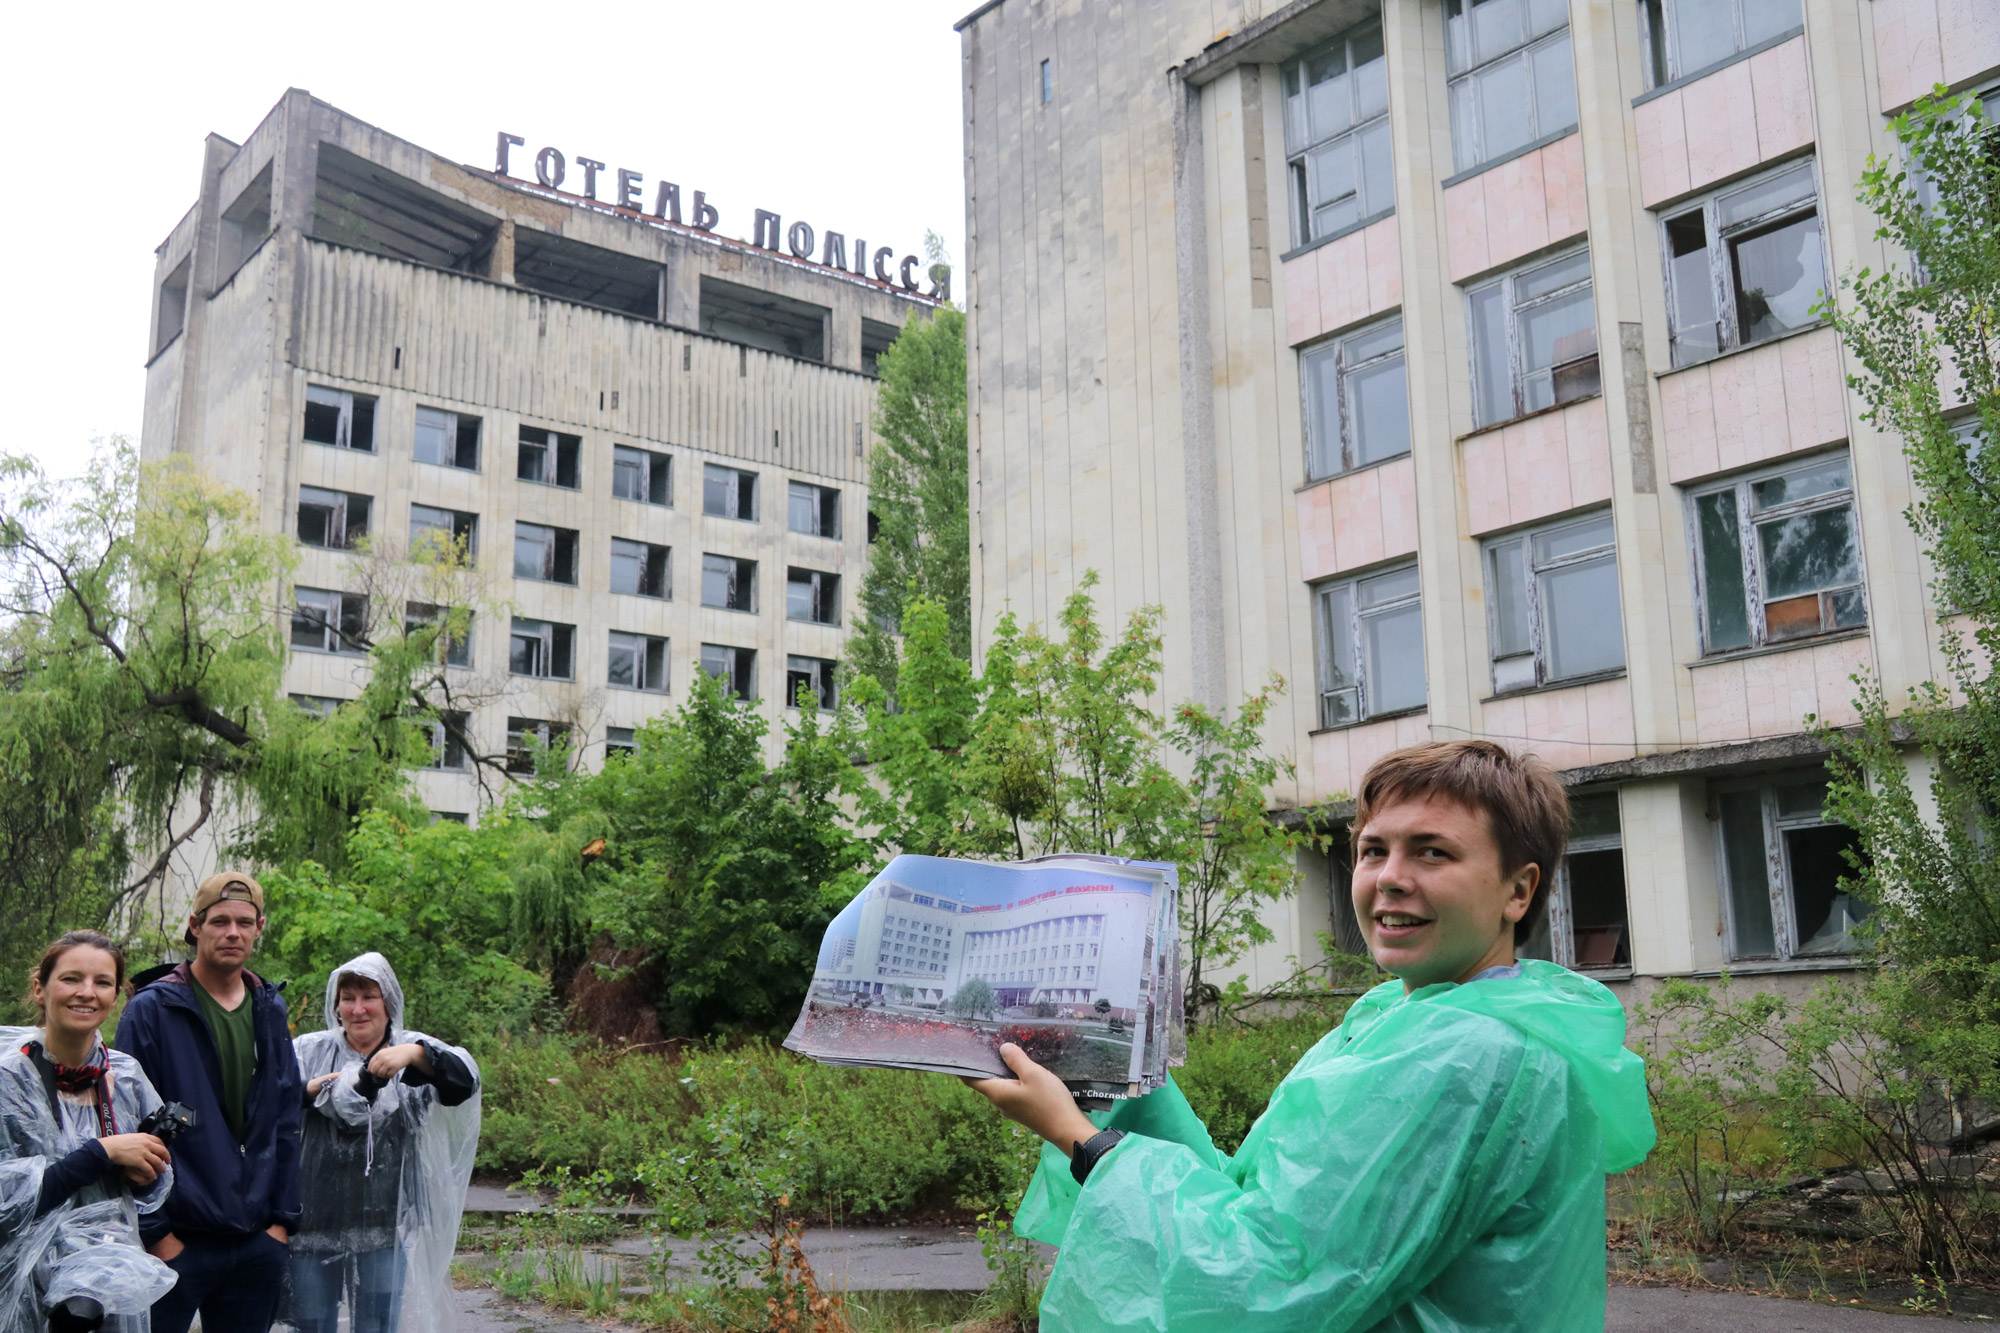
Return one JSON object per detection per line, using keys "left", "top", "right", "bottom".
{"left": 947, "top": 977, "right": 997, "bottom": 1019}
{"left": 849, "top": 308, "right": 970, "bottom": 699}
{"left": 1174, "top": 1009, "right": 1346, "bottom": 1154}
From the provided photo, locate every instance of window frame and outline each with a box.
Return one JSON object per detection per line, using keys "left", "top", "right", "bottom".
{"left": 404, "top": 601, "right": 473, "bottom": 669}
{"left": 1312, "top": 562, "right": 1427, "bottom": 730}
{"left": 613, "top": 445, "right": 672, "bottom": 505}
{"left": 1714, "top": 773, "right": 1869, "bottom": 962}
{"left": 426, "top": 710, "right": 471, "bottom": 771}
{"left": 1640, "top": 0, "right": 1804, "bottom": 90}
{"left": 508, "top": 616, "right": 576, "bottom": 681}
{"left": 408, "top": 503, "right": 477, "bottom": 562}
{"left": 414, "top": 405, "right": 481, "bottom": 471}
{"left": 786, "top": 654, "right": 838, "bottom": 711}
{"left": 786, "top": 566, "right": 841, "bottom": 626}
{"left": 1482, "top": 509, "right": 1625, "bottom": 693}
{"left": 1280, "top": 22, "right": 1395, "bottom": 249}
{"left": 701, "top": 553, "right": 758, "bottom": 613}
{"left": 703, "top": 464, "right": 759, "bottom": 521}
{"left": 700, "top": 643, "right": 757, "bottom": 700}
{"left": 505, "top": 717, "right": 572, "bottom": 775}
{"left": 513, "top": 522, "right": 580, "bottom": 586}
{"left": 290, "top": 587, "right": 368, "bottom": 656}
{"left": 297, "top": 487, "right": 371, "bottom": 551}
{"left": 1660, "top": 158, "right": 1827, "bottom": 367}
{"left": 1444, "top": 0, "right": 1578, "bottom": 175}
{"left": 605, "top": 726, "right": 638, "bottom": 758}
{"left": 610, "top": 537, "right": 671, "bottom": 599}
{"left": 607, "top": 629, "right": 670, "bottom": 693}
{"left": 1687, "top": 451, "right": 1868, "bottom": 655}
{"left": 1523, "top": 792, "right": 1634, "bottom": 973}
{"left": 1302, "top": 316, "right": 1410, "bottom": 480}
{"left": 303, "top": 385, "right": 377, "bottom": 453}
{"left": 517, "top": 426, "right": 582, "bottom": 489}
{"left": 1466, "top": 247, "right": 1600, "bottom": 429}
{"left": 787, "top": 481, "right": 841, "bottom": 538}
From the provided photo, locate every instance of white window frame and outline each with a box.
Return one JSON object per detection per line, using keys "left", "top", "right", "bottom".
{"left": 1715, "top": 773, "right": 1870, "bottom": 962}
{"left": 613, "top": 445, "right": 672, "bottom": 505}
{"left": 297, "top": 487, "right": 371, "bottom": 551}
{"left": 1687, "top": 451, "right": 1868, "bottom": 655}
{"left": 1281, "top": 23, "right": 1394, "bottom": 248}
{"left": 607, "top": 630, "right": 670, "bottom": 693}
{"left": 610, "top": 538, "right": 671, "bottom": 599}
{"left": 1640, "top": 0, "right": 1804, "bottom": 90}
{"left": 1483, "top": 510, "right": 1625, "bottom": 693}
{"left": 1445, "top": 0, "right": 1578, "bottom": 175}
{"left": 1302, "top": 316, "right": 1410, "bottom": 480}
{"left": 1467, "top": 247, "right": 1599, "bottom": 428}
{"left": 1313, "top": 563, "right": 1427, "bottom": 730}
{"left": 786, "top": 654, "right": 838, "bottom": 711}
{"left": 702, "top": 553, "right": 757, "bottom": 612}
{"left": 508, "top": 617, "right": 575, "bottom": 681}
{"left": 303, "top": 385, "right": 376, "bottom": 452}
{"left": 1660, "top": 158, "right": 1826, "bottom": 367}
{"left": 704, "top": 464, "right": 759, "bottom": 521}
{"left": 700, "top": 643, "right": 757, "bottom": 700}
{"left": 291, "top": 587, "right": 367, "bottom": 656}
{"left": 788, "top": 481, "right": 841, "bottom": 538}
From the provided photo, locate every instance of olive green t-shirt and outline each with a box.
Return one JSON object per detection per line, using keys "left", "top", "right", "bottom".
{"left": 189, "top": 974, "right": 257, "bottom": 1140}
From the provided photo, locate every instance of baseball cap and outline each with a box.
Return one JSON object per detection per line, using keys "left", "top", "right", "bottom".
{"left": 185, "top": 871, "right": 266, "bottom": 946}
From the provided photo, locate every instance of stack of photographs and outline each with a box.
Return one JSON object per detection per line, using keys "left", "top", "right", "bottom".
{"left": 784, "top": 854, "right": 1185, "bottom": 1100}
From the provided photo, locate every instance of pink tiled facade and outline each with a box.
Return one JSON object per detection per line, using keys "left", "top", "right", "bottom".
{"left": 1658, "top": 327, "right": 1849, "bottom": 485}
{"left": 1442, "top": 133, "right": 1589, "bottom": 282}
{"left": 1689, "top": 636, "right": 1875, "bottom": 744}
{"left": 1283, "top": 215, "right": 1402, "bottom": 347}
{"left": 1873, "top": 0, "right": 2000, "bottom": 112}
{"left": 1458, "top": 397, "right": 1612, "bottom": 536}
{"left": 1478, "top": 677, "right": 1637, "bottom": 770}
{"left": 1633, "top": 36, "right": 1815, "bottom": 208}
{"left": 1310, "top": 711, "right": 1432, "bottom": 803}
{"left": 1296, "top": 456, "right": 1420, "bottom": 580}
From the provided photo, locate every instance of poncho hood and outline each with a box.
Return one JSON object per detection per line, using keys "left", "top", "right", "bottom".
{"left": 324, "top": 951, "right": 406, "bottom": 1038}
{"left": 1343, "top": 957, "right": 1655, "bottom": 1171}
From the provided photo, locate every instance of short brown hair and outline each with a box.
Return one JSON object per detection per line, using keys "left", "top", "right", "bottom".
{"left": 29, "top": 930, "right": 128, "bottom": 1015}
{"left": 1350, "top": 741, "right": 1570, "bottom": 945}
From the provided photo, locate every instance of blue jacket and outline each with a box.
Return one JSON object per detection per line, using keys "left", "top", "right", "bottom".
{"left": 114, "top": 963, "right": 303, "bottom": 1243}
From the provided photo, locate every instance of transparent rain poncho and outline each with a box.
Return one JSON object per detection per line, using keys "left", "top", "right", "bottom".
{"left": 281, "top": 953, "right": 481, "bottom": 1333}
{"left": 0, "top": 1033, "right": 178, "bottom": 1333}
{"left": 1015, "top": 960, "right": 1655, "bottom": 1333}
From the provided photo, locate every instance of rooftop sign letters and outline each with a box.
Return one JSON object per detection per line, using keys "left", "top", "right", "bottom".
{"left": 494, "top": 133, "right": 949, "bottom": 302}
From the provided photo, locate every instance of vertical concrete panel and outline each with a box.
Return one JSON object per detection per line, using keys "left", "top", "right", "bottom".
{"left": 1539, "top": 133, "right": 1589, "bottom": 246}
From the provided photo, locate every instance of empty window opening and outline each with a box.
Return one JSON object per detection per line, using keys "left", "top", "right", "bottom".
{"left": 704, "top": 464, "right": 758, "bottom": 520}
{"left": 304, "top": 386, "right": 377, "bottom": 452}
{"left": 415, "top": 406, "right": 481, "bottom": 470}
{"left": 702, "top": 554, "right": 757, "bottom": 612}
{"left": 700, "top": 643, "right": 757, "bottom": 700}
{"left": 518, "top": 426, "right": 581, "bottom": 489}
{"left": 698, "top": 276, "right": 830, "bottom": 362}
{"left": 605, "top": 726, "right": 638, "bottom": 758}
{"left": 155, "top": 259, "right": 190, "bottom": 355}
{"left": 787, "top": 655, "right": 838, "bottom": 711}
{"left": 1283, "top": 24, "right": 1395, "bottom": 248}
{"left": 218, "top": 164, "right": 273, "bottom": 277}
{"left": 508, "top": 618, "right": 576, "bottom": 680}
{"left": 1302, "top": 316, "right": 1409, "bottom": 478}
{"left": 613, "top": 445, "right": 672, "bottom": 505}
{"left": 1467, "top": 247, "right": 1599, "bottom": 428}
{"left": 408, "top": 504, "right": 478, "bottom": 563}
{"left": 291, "top": 587, "right": 368, "bottom": 655}
{"left": 311, "top": 144, "right": 494, "bottom": 272}
{"left": 1690, "top": 452, "right": 1866, "bottom": 653}
{"left": 289, "top": 694, "right": 345, "bottom": 719}
{"left": 1519, "top": 792, "right": 1632, "bottom": 971}
{"left": 1717, "top": 774, "right": 1869, "bottom": 961}
{"left": 512, "top": 229, "right": 666, "bottom": 320}
{"left": 505, "top": 716, "right": 572, "bottom": 774}
{"left": 1483, "top": 510, "right": 1625, "bottom": 692}
{"left": 297, "top": 487, "right": 371, "bottom": 550}
{"left": 1661, "top": 159, "right": 1826, "bottom": 366}
{"left": 1314, "top": 564, "right": 1426, "bottom": 728}
{"left": 405, "top": 601, "right": 472, "bottom": 668}
{"left": 611, "top": 538, "right": 671, "bottom": 598}
{"left": 608, "top": 630, "right": 670, "bottom": 693}
{"left": 427, "top": 710, "right": 471, "bottom": 770}
{"left": 513, "top": 522, "right": 579, "bottom": 585}
{"left": 861, "top": 318, "right": 902, "bottom": 377}
{"left": 788, "top": 481, "right": 842, "bottom": 538}
{"left": 787, "top": 567, "right": 840, "bottom": 625}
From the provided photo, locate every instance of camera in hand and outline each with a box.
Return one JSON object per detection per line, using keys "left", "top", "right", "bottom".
{"left": 136, "top": 1101, "right": 196, "bottom": 1145}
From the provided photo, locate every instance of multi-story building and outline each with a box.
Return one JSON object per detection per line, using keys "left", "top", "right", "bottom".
{"left": 142, "top": 90, "right": 942, "bottom": 833}
{"left": 956, "top": 0, "right": 1999, "bottom": 997}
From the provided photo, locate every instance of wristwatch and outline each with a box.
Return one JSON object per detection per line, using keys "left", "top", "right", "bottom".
{"left": 1070, "top": 1129, "right": 1127, "bottom": 1185}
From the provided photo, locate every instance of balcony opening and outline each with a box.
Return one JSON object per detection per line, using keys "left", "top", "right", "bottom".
{"left": 699, "top": 276, "right": 829, "bottom": 361}
{"left": 311, "top": 145, "right": 494, "bottom": 272}
{"left": 514, "top": 229, "right": 666, "bottom": 319}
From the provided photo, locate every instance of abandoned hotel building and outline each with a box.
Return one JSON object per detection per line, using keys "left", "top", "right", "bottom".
{"left": 957, "top": 0, "right": 1999, "bottom": 996}
{"left": 142, "top": 90, "right": 944, "bottom": 839}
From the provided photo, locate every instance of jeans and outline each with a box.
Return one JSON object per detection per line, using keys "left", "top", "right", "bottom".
{"left": 148, "top": 1231, "right": 288, "bottom": 1333}
{"left": 288, "top": 1246, "right": 408, "bottom": 1333}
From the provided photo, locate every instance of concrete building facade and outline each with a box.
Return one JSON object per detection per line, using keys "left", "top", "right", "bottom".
{"left": 956, "top": 0, "right": 1999, "bottom": 995}
{"left": 143, "top": 91, "right": 941, "bottom": 834}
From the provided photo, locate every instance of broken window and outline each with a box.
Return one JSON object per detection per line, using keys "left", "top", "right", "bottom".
{"left": 702, "top": 554, "right": 757, "bottom": 612}
{"left": 1717, "top": 774, "right": 1869, "bottom": 960}
{"left": 505, "top": 716, "right": 573, "bottom": 774}
{"left": 517, "top": 426, "right": 581, "bottom": 489}
{"left": 1520, "top": 792, "right": 1632, "bottom": 971}
{"left": 408, "top": 504, "right": 477, "bottom": 563}
{"left": 786, "top": 655, "right": 838, "bottom": 711}
{"left": 1483, "top": 510, "right": 1625, "bottom": 692}
{"left": 1690, "top": 452, "right": 1866, "bottom": 653}
{"left": 787, "top": 567, "right": 840, "bottom": 625}
{"left": 1467, "top": 248, "right": 1599, "bottom": 428}
{"left": 513, "top": 522, "right": 580, "bottom": 585}
{"left": 508, "top": 617, "right": 576, "bottom": 680}
{"left": 1661, "top": 160, "right": 1826, "bottom": 365}
{"left": 1641, "top": 0, "right": 1801, "bottom": 88}
{"left": 700, "top": 643, "right": 757, "bottom": 700}
{"left": 303, "top": 386, "right": 377, "bottom": 452}
{"left": 1282, "top": 23, "right": 1395, "bottom": 248}
{"left": 703, "top": 464, "right": 758, "bottom": 521}
{"left": 291, "top": 587, "right": 368, "bottom": 655}
{"left": 608, "top": 630, "right": 669, "bottom": 693}
{"left": 698, "top": 276, "right": 830, "bottom": 361}
{"left": 1314, "top": 564, "right": 1426, "bottom": 728}
{"left": 297, "top": 487, "right": 371, "bottom": 550}
{"left": 155, "top": 259, "right": 189, "bottom": 355}
{"left": 1302, "top": 316, "right": 1409, "bottom": 479}
{"left": 605, "top": 726, "right": 638, "bottom": 758}
{"left": 404, "top": 601, "right": 473, "bottom": 668}
{"left": 1445, "top": 0, "right": 1578, "bottom": 174}
{"left": 610, "top": 538, "right": 670, "bottom": 598}
{"left": 415, "top": 406, "right": 481, "bottom": 471}
{"left": 788, "top": 482, "right": 841, "bottom": 538}
{"left": 613, "top": 446, "right": 671, "bottom": 505}
{"left": 861, "top": 318, "right": 901, "bottom": 377}
{"left": 427, "top": 710, "right": 470, "bottom": 770}
{"left": 218, "top": 165, "right": 272, "bottom": 276}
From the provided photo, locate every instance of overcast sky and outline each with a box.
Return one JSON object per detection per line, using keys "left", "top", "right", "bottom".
{"left": 0, "top": 0, "right": 967, "bottom": 480}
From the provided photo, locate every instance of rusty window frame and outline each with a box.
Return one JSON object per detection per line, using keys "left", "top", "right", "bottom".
{"left": 1281, "top": 22, "right": 1395, "bottom": 248}
{"left": 1481, "top": 509, "right": 1624, "bottom": 693}
{"left": 1685, "top": 452, "right": 1866, "bottom": 655}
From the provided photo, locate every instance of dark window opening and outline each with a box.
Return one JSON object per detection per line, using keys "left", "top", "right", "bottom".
{"left": 788, "top": 481, "right": 841, "bottom": 538}
{"left": 405, "top": 601, "right": 473, "bottom": 668}
{"left": 513, "top": 522, "right": 580, "bottom": 585}
{"left": 428, "top": 710, "right": 470, "bottom": 770}
{"left": 702, "top": 554, "right": 757, "bottom": 612}
{"left": 613, "top": 445, "right": 671, "bottom": 505}
{"left": 508, "top": 618, "right": 575, "bottom": 680}
{"left": 608, "top": 631, "right": 669, "bottom": 693}
{"left": 505, "top": 716, "right": 572, "bottom": 774}
{"left": 867, "top": 510, "right": 881, "bottom": 544}
{"left": 303, "top": 386, "right": 377, "bottom": 452}
{"left": 861, "top": 318, "right": 901, "bottom": 377}
{"left": 415, "top": 406, "right": 481, "bottom": 470}
{"left": 297, "top": 487, "right": 371, "bottom": 550}
{"left": 518, "top": 427, "right": 581, "bottom": 488}
{"left": 787, "top": 567, "right": 840, "bottom": 625}
{"left": 698, "top": 276, "right": 829, "bottom": 362}
{"left": 218, "top": 165, "right": 273, "bottom": 277}
{"left": 700, "top": 643, "right": 757, "bottom": 700}
{"left": 606, "top": 726, "right": 638, "bottom": 758}
{"left": 787, "top": 655, "right": 838, "bottom": 710}
{"left": 155, "top": 259, "right": 190, "bottom": 354}
{"left": 611, "top": 538, "right": 671, "bottom": 598}
{"left": 291, "top": 588, "right": 368, "bottom": 655}
{"left": 703, "top": 464, "right": 758, "bottom": 520}
{"left": 409, "top": 504, "right": 478, "bottom": 563}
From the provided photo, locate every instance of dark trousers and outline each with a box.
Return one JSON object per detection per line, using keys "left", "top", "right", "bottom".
{"left": 149, "top": 1231, "right": 288, "bottom": 1333}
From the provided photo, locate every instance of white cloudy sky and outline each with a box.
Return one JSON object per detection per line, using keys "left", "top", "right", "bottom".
{"left": 0, "top": 0, "right": 968, "bottom": 480}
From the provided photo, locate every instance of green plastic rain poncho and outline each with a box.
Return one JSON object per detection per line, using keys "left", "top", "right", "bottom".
{"left": 1014, "top": 960, "right": 1654, "bottom": 1333}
